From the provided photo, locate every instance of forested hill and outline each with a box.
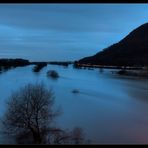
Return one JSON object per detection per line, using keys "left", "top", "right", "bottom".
{"left": 79, "top": 23, "right": 148, "bottom": 67}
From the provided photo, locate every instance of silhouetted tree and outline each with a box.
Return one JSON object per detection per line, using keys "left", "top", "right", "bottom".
{"left": 1, "top": 83, "right": 87, "bottom": 144}
{"left": 1, "top": 83, "right": 58, "bottom": 144}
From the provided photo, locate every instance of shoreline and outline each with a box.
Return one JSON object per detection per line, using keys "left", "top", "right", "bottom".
{"left": 0, "top": 58, "right": 145, "bottom": 71}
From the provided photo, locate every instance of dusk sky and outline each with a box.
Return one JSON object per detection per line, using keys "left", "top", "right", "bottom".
{"left": 0, "top": 4, "right": 148, "bottom": 61}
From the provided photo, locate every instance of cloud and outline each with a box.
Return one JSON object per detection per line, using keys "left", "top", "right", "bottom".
{"left": 0, "top": 4, "right": 129, "bottom": 33}
{"left": 0, "top": 4, "right": 148, "bottom": 61}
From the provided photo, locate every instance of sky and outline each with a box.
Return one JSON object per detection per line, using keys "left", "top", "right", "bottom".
{"left": 0, "top": 4, "right": 148, "bottom": 61}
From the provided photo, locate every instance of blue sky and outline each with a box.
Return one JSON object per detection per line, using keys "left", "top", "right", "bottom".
{"left": 0, "top": 4, "right": 148, "bottom": 61}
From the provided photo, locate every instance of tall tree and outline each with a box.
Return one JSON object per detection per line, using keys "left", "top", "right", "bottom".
{"left": 1, "top": 83, "right": 57, "bottom": 144}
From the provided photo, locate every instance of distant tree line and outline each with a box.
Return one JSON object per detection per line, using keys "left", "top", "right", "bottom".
{"left": 0, "top": 58, "right": 74, "bottom": 73}
{"left": 0, "top": 59, "right": 30, "bottom": 72}
{"left": 48, "top": 61, "right": 73, "bottom": 67}
{"left": 0, "top": 59, "right": 30, "bottom": 67}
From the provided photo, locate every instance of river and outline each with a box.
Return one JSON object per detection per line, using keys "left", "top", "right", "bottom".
{"left": 0, "top": 64, "right": 148, "bottom": 144}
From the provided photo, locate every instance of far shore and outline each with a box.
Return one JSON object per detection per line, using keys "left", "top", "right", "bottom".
{"left": 73, "top": 62, "right": 143, "bottom": 70}
{"left": 0, "top": 58, "right": 146, "bottom": 71}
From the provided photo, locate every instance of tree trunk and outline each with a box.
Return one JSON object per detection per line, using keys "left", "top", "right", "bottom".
{"left": 30, "top": 127, "right": 42, "bottom": 144}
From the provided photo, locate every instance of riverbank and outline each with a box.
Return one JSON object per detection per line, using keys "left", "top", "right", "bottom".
{"left": 1, "top": 58, "right": 147, "bottom": 78}
{"left": 73, "top": 61, "right": 143, "bottom": 70}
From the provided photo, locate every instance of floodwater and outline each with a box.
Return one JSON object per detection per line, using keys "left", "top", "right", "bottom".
{"left": 0, "top": 65, "right": 148, "bottom": 144}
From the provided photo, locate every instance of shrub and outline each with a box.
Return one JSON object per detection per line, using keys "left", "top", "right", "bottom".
{"left": 47, "top": 70, "right": 59, "bottom": 79}
{"left": 33, "top": 63, "right": 47, "bottom": 72}
{"left": 72, "top": 89, "right": 80, "bottom": 94}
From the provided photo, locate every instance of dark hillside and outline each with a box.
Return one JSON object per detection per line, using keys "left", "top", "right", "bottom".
{"left": 79, "top": 23, "right": 148, "bottom": 67}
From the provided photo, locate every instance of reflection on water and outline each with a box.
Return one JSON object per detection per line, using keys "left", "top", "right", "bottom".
{"left": 0, "top": 65, "right": 148, "bottom": 144}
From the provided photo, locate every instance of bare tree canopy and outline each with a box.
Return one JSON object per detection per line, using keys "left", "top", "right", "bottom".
{"left": 1, "top": 82, "right": 87, "bottom": 144}
{"left": 1, "top": 83, "right": 58, "bottom": 144}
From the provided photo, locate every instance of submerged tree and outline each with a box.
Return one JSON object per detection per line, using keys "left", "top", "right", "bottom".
{"left": 33, "top": 63, "right": 47, "bottom": 73}
{"left": 47, "top": 70, "right": 59, "bottom": 79}
{"left": 1, "top": 83, "right": 58, "bottom": 144}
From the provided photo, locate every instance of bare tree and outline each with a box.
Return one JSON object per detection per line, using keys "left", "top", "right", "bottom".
{"left": 1, "top": 83, "right": 87, "bottom": 144}
{"left": 1, "top": 83, "right": 58, "bottom": 144}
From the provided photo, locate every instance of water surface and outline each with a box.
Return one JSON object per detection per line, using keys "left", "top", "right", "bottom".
{"left": 0, "top": 65, "right": 148, "bottom": 144}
